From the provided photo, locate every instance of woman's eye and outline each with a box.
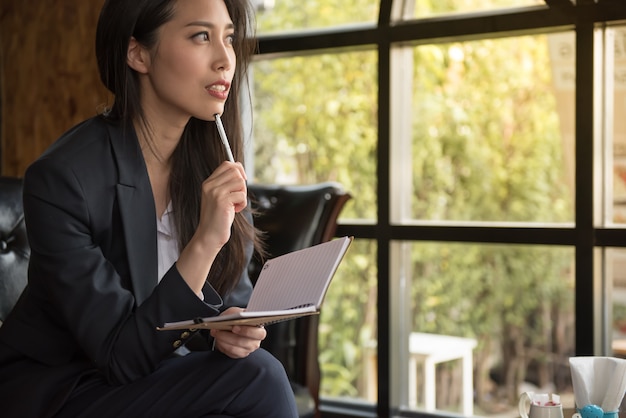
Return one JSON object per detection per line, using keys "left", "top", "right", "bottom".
{"left": 226, "top": 34, "right": 236, "bottom": 45}
{"left": 192, "top": 32, "right": 209, "bottom": 42}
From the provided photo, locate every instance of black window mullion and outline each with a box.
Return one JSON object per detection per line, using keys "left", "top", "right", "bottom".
{"left": 574, "top": 20, "right": 596, "bottom": 356}
{"left": 377, "top": 1, "right": 393, "bottom": 417}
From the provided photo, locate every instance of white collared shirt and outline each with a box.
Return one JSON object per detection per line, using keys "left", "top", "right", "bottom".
{"left": 156, "top": 202, "right": 222, "bottom": 305}
{"left": 156, "top": 202, "right": 179, "bottom": 283}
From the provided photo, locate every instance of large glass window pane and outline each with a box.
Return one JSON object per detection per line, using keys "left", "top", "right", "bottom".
{"left": 254, "top": 0, "right": 378, "bottom": 34}
{"left": 251, "top": 51, "right": 378, "bottom": 221}
{"left": 318, "top": 239, "right": 377, "bottom": 402}
{"left": 391, "top": 241, "right": 575, "bottom": 416}
{"left": 390, "top": 33, "right": 575, "bottom": 224}
{"left": 400, "top": 0, "right": 544, "bottom": 19}
{"left": 604, "top": 26, "right": 626, "bottom": 225}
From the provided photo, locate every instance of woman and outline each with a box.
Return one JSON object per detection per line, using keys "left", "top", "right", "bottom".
{"left": 0, "top": 0, "right": 298, "bottom": 417}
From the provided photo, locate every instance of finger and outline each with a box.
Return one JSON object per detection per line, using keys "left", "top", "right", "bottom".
{"left": 200, "top": 178, "right": 247, "bottom": 215}
{"left": 214, "top": 335, "right": 261, "bottom": 358}
{"left": 235, "top": 162, "right": 247, "bottom": 181}
{"left": 231, "top": 191, "right": 248, "bottom": 213}
{"left": 214, "top": 329, "right": 261, "bottom": 348}
{"left": 203, "top": 170, "right": 247, "bottom": 195}
{"left": 214, "top": 328, "right": 263, "bottom": 348}
{"left": 211, "top": 161, "right": 247, "bottom": 182}
{"left": 231, "top": 325, "right": 267, "bottom": 340}
{"left": 216, "top": 342, "right": 254, "bottom": 359}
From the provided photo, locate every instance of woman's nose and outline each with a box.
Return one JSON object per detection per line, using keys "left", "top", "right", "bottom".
{"left": 213, "top": 43, "right": 234, "bottom": 72}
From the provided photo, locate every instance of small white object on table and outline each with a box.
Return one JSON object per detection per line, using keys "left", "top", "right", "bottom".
{"left": 409, "top": 332, "right": 477, "bottom": 416}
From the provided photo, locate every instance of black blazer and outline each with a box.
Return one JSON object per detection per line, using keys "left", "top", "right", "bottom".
{"left": 0, "top": 116, "right": 254, "bottom": 417}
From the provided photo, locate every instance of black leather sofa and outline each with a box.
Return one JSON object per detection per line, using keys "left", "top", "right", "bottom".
{"left": 0, "top": 177, "right": 29, "bottom": 328}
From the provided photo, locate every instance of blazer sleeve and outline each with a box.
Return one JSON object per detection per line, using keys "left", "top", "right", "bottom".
{"left": 22, "top": 155, "right": 221, "bottom": 385}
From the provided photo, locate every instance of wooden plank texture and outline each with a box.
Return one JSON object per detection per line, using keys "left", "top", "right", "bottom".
{"left": 0, "top": 0, "right": 110, "bottom": 177}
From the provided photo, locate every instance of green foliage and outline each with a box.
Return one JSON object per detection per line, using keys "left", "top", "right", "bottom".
{"left": 256, "top": 0, "right": 378, "bottom": 33}
{"left": 252, "top": 51, "right": 378, "bottom": 220}
{"left": 412, "top": 243, "right": 573, "bottom": 340}
{"left": 318, "top": 239, "right": 377, "bottom": 398}
{"left": 414, "top": 0, "right": 544, "bottom": 16}
{"left": 412, "top": 37, "right": 571, "bottom": 222}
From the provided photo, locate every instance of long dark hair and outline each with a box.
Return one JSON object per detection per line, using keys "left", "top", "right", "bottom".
{"left": 95, "top": 0, "right": 263, "bottom": 296}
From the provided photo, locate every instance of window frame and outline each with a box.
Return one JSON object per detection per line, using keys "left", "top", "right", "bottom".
{"left": 254, "top": 1, "right": 626, "bottom": 417}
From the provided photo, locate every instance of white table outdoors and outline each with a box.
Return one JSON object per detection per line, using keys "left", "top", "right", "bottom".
{"left": 408, "top": 332, "right": 477, "bottom": 416}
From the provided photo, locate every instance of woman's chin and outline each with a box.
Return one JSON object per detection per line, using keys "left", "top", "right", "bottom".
{"left": 196, "top": 107, "right": 225, "bottom": 122}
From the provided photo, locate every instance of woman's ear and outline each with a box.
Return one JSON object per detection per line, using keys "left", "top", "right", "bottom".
{"left": 127, "top": 37, "right": 150, "bottom": 74}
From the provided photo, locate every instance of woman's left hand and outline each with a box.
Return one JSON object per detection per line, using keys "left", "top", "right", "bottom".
{"left": 210, "top": 307, "right": 267, "bottom": 358}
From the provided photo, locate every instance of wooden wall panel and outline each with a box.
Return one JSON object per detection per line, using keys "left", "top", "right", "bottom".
{"left": 0, "top": 0, "right": 109, "bottom": 177}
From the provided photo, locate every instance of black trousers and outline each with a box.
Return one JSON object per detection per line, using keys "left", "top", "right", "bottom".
{"left": 54, "top": 348, "right": 298, "bottom": 418}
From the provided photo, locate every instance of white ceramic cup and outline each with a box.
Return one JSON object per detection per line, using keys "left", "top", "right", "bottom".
{"left": 519, "top": 392, "right": 564, "bottom": 418}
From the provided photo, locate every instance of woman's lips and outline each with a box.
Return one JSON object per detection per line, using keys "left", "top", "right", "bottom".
{"left": 206, "top": 82, "right": 229, "bottom": 100}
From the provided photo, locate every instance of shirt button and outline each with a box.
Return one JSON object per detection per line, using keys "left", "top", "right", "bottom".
{"left": 173, "top": 340, "right": 182, "bottom": 348}
{"left": 181, "top": 331, "right": 191, "bottom": 339}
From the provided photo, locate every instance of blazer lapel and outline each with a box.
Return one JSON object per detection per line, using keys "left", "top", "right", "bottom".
{"left": 107, "top": 121, "right": 157, "bottom": 306}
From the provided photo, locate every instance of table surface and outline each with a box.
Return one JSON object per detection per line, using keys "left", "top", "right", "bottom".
{"left": 409, "top": 332, "right": 477, "bottom": 363}
{"left": 612, "top": 339, "right": 626, "bottom": 357}
{"left": 409, "top": 332, "right": 477, "bottom": 352}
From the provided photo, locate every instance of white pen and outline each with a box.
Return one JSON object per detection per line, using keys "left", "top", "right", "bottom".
{"left": 214, "top": 113, "right": 235, "bottom": 163}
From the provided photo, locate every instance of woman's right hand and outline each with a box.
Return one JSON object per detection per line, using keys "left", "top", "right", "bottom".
{"left": 176, "top": 161, "right": 247, "bottom": 295}
{"left": 195, "top": 161, "right": 247, "bottom": 251}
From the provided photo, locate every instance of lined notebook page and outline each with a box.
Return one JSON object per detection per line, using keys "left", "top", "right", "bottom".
{"left": 247, "top": 236, "right": 352, "bottom": 312}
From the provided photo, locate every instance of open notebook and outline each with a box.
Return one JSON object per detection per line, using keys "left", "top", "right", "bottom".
{"left": 158, "top": 236, "right": 353, "bottom": 331}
